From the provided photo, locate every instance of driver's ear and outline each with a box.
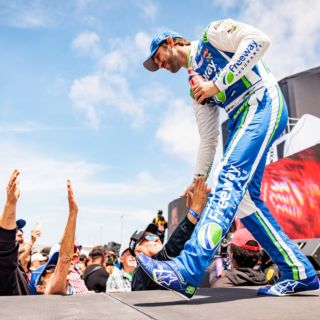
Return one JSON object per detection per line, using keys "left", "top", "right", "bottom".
{"left": 166, "top": 37, "right": 174, "bottom": 46}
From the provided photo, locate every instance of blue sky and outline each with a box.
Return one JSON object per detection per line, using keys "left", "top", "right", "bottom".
{"left": 0, "top": 0, "right": 319, "bottom": 247}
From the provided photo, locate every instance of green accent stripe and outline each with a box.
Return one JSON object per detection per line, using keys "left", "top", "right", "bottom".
{"left": 225, "top": 100, "right": 249, "bottom": 156}
{"left": 186, "top": 46, "right": 191, "bottom": 69}
{"left": 254, "top": 212, "right": 299, "bottom": 280}
{"left": 152, "top": 270, "right": 158, "bottom": 282}
{"left": 241, "top": 76, "right": 251, "bottom": 89}
{"left": 267, "top": 85, "right": 283, "bottom": 145}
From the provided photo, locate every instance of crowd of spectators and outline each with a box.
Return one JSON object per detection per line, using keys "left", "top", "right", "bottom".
{"left": 0, "top": 169, "right": 281, "bottom": 298}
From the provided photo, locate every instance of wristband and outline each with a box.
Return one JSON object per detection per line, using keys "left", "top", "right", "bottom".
{"left": 188, "top": 209, "right": 200, "bottom": 220}
{"left": 194, "top": 174, "right": 204, "bottom": 179}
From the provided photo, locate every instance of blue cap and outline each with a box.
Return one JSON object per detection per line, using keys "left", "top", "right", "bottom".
{"left": 29, "top": 244, "right": 60, "bottom": 295}
{"left": 16, "top": 219, "right": 26, "bottom": 230}
{"left": 143, "top": 30, "right": 183, "bottom": 72}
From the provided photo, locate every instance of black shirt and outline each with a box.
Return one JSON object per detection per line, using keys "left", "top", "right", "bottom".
{"left": 83, "top": 264, "right": 109, "bottom": 292}
{"left": 0, "top": 227, "right": 31, "bottom": 296}
{"left": 132, "top": 216, "right": 195, "bottom": 291}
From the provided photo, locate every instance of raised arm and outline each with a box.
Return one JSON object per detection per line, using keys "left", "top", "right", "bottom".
{"left": 164, "top": 177, "right": 208, "bottom": 258}
{"left": 45, "top": 180, "right": 78, "bottom": 295}
{"left": 19, "top": 228, "right": 41, "bottom": 272}
{"left": 0, "top": 170, "right": 20, "bottom": 230}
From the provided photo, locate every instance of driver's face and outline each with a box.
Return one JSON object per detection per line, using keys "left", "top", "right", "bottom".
{"left": 152, "top": 44, "right": 181, "bottom": 73}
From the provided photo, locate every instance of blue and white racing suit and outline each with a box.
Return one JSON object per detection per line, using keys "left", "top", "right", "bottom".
{"left": 174, "top": 19, "right": 315, "bottom": 287}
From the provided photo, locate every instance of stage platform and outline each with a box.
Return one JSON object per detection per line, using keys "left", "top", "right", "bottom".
{"left": 1, "top": 287, "right": 319, "bottom": 320}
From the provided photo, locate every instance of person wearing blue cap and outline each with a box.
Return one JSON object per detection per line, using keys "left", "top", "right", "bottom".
{"left": 30, "top": 180, "right": 81, "bottom": 295}
{"left": 138, "top": 19, "right": 319, "bottom": 298}
{"left": 15, "top": 219, "right": 26, "bottom": 246}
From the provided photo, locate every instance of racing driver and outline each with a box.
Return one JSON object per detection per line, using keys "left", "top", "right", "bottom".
{"left": 136, "top": 19, "right": 319, "bottom": 299}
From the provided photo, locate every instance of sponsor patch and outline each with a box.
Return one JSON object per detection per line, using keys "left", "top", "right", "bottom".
{"left": 214, "top": 91, "right": 227, "bottom": 104}
{"left": 185, "top": 286, "right": 196, "bottom": 295}
{"left": 198, "top": 222, "right": 223, "bottom": 250}
{"left": 221, "top": 71, "right": 235, "bottom": 86}
{"left": 228, "top": 40, "right": 261, "bottom": 73}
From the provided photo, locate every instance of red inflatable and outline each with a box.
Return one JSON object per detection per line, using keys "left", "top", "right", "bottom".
{"left": 261, "top": 144, "right": 320, "bottom": 239}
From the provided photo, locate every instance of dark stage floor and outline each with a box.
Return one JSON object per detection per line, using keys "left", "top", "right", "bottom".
{"left": 1, "top": 287, "right": 319, "bottom": 320}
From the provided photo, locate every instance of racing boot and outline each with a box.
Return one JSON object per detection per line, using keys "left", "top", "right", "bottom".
{"left": 257, "top": 275, "right": 320, "bottom": 296}
{"left": 136, "top": 253, "right": 197, "bottom": 300}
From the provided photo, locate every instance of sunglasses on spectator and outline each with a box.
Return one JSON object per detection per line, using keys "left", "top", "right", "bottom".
{"left": 140, "top": 234, "right": 160, "bottom": 243}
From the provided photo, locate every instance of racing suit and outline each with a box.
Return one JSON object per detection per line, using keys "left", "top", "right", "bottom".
{"left": 174, "top": 19, "right": 315, "bottom": 287}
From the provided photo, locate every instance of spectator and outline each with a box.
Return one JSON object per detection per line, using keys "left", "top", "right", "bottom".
{"left": 152, "top": 210, "right": 162, "bottom": 223}
{"left": 31, "top": 245, "right": 59, "bottom": 294}
{"left": 40, "top": 246, "right": 51, "bottom": 261}
{"left": 104, "top": 251, "right": 117, "bottom": 275}
{"left": 0, "top": 170, "right": 31, "bottom": 295}
{"left": 106, "top": 248, "right": 137, "bottom": 292}
{"left": 67, "top": 245, "right": 89, "bottom": 294}
{"left": 131, "top": 177, "right": 207, "bottom": 291}
{"left": 84, "top": 255, "right": 92, "bottom": 269}
{"left": 15, "top": 219, "right": 26, "bottom": 246}
{"left": 152, "top": 210, "right": 168, "bottom": 242}
{"left": 19, "top": 228, "right": 41, "bottom": 273}
{"left": 210, "top": 228, "right": 267, "bottom": 288}
{"left": 30, "top": 180, "right": 80, "bottom": 295}
{"left": 30, "top": 252, "right": 47, "bottom": 272}
{"left": 84, "top": 246, "right": 109, "bottom": 292}
{"left": 77, "top": 253, "right": 88, "bottom": 276}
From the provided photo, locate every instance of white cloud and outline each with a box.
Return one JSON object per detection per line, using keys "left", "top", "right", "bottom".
{"left": 71, "top": 32, "right": 102, "bottom": 58}
{"left": 135, "top": 31, "right": 153, "bottom": 56}
{"left": 156, "top": 99, "right": 225, "bottom": 182}
{"left": 209, "top": 0, "right": 320, "bottom": 80}
{"left": 99, "top": 50, "right": 129, "bottom": 73}
{"left": 69, "top": 73, "right": 146, "bottom": 128}
{"left": 69, "top": 31, "right": 165, "bottom": 128}
{"left": 238, "top": 0, "right": 320, "bottom": 79}
{"left": 69, "top": 74, "right": 105, "bottom": 128}
{"left": 134, "top": 0, "right": 159, "bottom": 21}
{"left": 156, "top": 98, "right": 199, "bottom": 165}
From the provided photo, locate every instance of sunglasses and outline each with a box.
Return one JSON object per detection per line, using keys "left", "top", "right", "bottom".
{"left": 140, "top": 234, "right": 160, "bottom": 243}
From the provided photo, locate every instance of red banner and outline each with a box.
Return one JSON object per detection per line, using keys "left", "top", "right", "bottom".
{"left": 261, "top": 144, "right": 320, "bottom": 239}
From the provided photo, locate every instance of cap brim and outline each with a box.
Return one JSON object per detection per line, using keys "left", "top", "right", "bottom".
{"left": 143, "top": 57, "right": 159, "bottom": 72}
{"left": 129, "top": 224, "right": 158, "bottom": 256}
